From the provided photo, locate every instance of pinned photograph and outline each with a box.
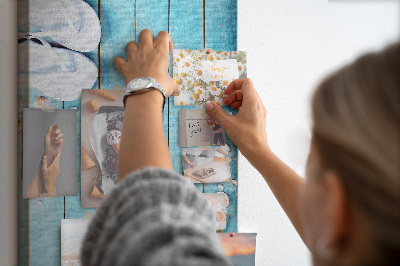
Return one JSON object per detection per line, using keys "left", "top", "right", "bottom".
{"left": 173, "top": 49, "right": 247, "bottom": 106}
{"left": 182, "top": 145, "right": 231, "bottom": 183}
{"left": 179, "top": 109, "right": 225, "bottom": 147}
{"left": 219, "top": 233, "right": 257, "bottom": 266}
{"left": 205, "top": 192, "right": 229, "bottom": 231}
{"left": 80, "top": 89, "right": 124, "bottom": 208}
{"left": 23, "top": 109, "right": 77, "bottom": 198}
{"left": 61, "top": 219, "right": 91, "bottom": 266}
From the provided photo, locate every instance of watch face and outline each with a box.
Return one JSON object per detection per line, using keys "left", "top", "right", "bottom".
{"left": 130, "top": 77, "right": 151, "bottom": 90}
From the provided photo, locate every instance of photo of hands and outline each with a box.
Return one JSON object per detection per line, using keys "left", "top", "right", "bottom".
{"left": 23, "top": 109, "right": 77, "bottom": 198}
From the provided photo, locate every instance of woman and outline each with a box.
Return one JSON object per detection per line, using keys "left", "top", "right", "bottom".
{"left": 81, "top": 29, "right": 400, "bottom": 265}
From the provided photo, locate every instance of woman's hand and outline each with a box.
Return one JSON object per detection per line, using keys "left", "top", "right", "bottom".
{"left": 42, "top": 152, "right": 61, "bottom": 197}
{"left": 113, "top": 29, "right": 179, "bottom": 97}
{"left": 44, "top": 124, "right": 63, "bottom": 162}
{"left": 205, "top": 78, "right": 269, "bottom": 158}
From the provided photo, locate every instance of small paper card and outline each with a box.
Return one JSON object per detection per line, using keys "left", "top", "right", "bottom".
{"left": 179, "top": 109, "right": 226, "bottom": 147}
{"left": 173, "top": 49, "right": 247, "bottom": 106}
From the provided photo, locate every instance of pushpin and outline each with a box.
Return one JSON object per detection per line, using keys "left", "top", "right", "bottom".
{"left": 230, "top": 232, "right": 235, "bottom": 237}
{"left": 206, "top": 49, "right": 212, "bottom": 54}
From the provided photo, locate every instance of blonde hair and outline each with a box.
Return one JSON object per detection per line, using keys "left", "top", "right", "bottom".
{"left": 312, "top": 43, "right": 400, "bottom": 263}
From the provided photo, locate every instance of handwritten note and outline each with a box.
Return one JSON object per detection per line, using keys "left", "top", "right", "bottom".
{"left": 188, "top": 121, "right": 202, "bottom": 138}
{"left": 199, "top": 59, "right": 239, "bottom": 82}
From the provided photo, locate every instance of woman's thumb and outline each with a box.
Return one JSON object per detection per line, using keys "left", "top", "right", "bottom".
{"left": 205, "top": 102, "right": 230, "bottom": 127}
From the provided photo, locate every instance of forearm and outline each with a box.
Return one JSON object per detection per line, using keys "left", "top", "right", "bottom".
{"left": 118, "top": 91, "right": 172, "bottom": 181}
{"left": 244, "top": 145, "right": 305, "bottom": 241}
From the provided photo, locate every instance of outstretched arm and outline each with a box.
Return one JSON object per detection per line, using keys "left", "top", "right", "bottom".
{"left": 205, "top": 78, "right": 305, "bottom": 241}
{"left": 114, "top": 30, "right": 179, "bottom": 181}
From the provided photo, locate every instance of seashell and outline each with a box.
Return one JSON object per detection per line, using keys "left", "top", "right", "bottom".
{"left": 89, "top": 89, "right": 116, "bottom": 101}
{"left": 87, "top": 99, "right": 100, "bottom": 113}
{"left": 81, "top": 146, "right": 96, "bottom": 170}
{"left": 90, "top": 185, "right": 105, "bottom": 199}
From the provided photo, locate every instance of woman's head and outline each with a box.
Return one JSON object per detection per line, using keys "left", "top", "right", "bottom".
{"left": 302, "top": 43, "right": 400, "bottom": 265}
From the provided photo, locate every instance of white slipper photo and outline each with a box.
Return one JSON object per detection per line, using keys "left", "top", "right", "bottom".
{"left": 18, "top": 39, "right": 98, "bottom": 101}
{"left": 19, "top": 0, "right": 100, "bottom": 52}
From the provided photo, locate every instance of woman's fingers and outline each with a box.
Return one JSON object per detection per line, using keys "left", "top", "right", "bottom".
{"left": 126, "top": 41, "right": 139, "bottom": 55}
{"left": 155, "top": 31, "right": 173, "bottom": 53}
{"left": 171, "top": 85, "right": 182, "bottom": 96}
{"left": 224, "top": 79, "right": 248, "bottom": 95}
{"left": 223, "top": 90, "right": 243, "bottom": 106}
{"left": 224, "top": 78, "right": 259, "bottom": 109}
{"left": 230, "top": 101, "right": 243, "bottom": 109}
{"left": 55, "top": 133, "right": 63, "bottom": 141}
{"left": 45, "top": 126, "right": 52, "bottom": 139}
{"left": 113, "top": 57, "right": 127, "bottom": 74}
{"left": 52, "top": 124, "right": 60, "bottom": 133}
{"left": 140, "top": 29, "right": 155, "bottom": 51}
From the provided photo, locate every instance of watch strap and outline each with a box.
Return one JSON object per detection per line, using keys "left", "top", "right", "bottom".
{"left": 123, "top": 77, "right": 166, "bottom": 108}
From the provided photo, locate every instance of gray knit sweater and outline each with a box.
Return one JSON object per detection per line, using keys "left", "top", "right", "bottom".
{"left": 81, "top": 167, "right": 232, "bottom": 266}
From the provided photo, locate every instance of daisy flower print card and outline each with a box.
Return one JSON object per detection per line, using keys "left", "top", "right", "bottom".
{"left": 173, "top": 49, "right": 247, "bottom": 106}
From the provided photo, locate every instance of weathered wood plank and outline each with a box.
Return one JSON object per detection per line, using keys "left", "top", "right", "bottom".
{"left": 204, "top": 0, "right": 238, "bottom": 232}
{"left": 29, "top": 197, "right": 64, "bottom": 265}
{"left": 169, "top": 0, "right": 204, "bottom": 192}
{"left": 205, "top": 0, "right": 237, "bottom": 51}
{"left": 100, "top": 0, "right": 135, "bottom": 90}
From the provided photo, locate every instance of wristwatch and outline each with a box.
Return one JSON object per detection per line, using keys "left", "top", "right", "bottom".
{"left": 123, "top": 77, "right": 166, "bottom": 108}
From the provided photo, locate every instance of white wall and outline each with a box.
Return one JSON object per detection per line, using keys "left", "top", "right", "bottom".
{"left": 237, "top": 0, "right": 399, "bottom": 265}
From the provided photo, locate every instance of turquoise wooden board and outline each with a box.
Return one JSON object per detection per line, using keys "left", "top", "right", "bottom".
{"left": 18, "top": 0, "right": 238, "bottom": 263}
{"left": 169, "top": 0, "right": 204, "bottom": 49}
{"left": 205, "top": 0, "right": 237, "bottom": 51}
{"left": 29, "top": 197, "right": 64, "bottom": 265}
